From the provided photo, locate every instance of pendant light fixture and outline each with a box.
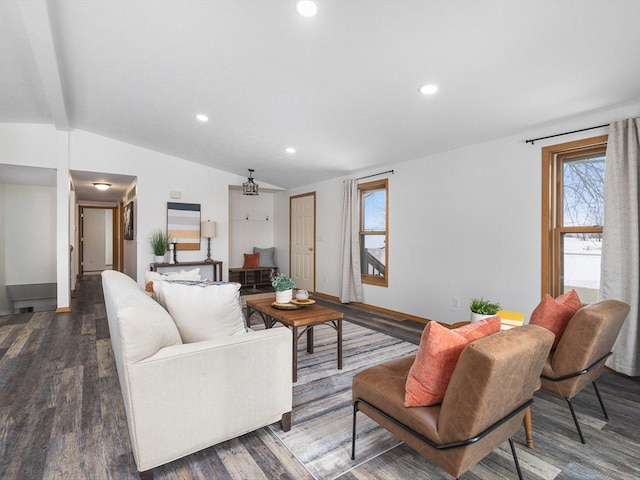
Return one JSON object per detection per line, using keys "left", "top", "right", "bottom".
{"left": 242, "top": 169, "right": 259, "bottom": 196}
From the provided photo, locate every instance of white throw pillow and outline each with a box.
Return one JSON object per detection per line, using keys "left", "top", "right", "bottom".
{"left": 117, "top": 296, "right": 183, "bottom": 364}
{"left": 144, "top": 268, "right": 201, "bottom": 284}
{"left": 155, "top": 281, "right": 246, "bottom": 343}
{"left": 145, "top": 268, "right": 201, "bottom": 302}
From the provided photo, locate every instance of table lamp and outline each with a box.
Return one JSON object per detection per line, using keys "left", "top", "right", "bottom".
{"left": 201, "top": 220, "right": 217, "bottom": 262}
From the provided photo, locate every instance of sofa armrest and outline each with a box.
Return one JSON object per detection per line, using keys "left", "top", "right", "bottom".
{"left": 124, "top": 327, "right": 292, "bottom": 471}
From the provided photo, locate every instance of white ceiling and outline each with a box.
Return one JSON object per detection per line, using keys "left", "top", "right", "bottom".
{"left": 2, "top": 0, "right": 640, "bottom": 189}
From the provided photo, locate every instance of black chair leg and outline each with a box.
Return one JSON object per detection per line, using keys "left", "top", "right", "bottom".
{"left": 351, "top": 403, "right": 358, "bottom": 460}
{"left": 566, "top": 398, "right": 586, "bottom": 444}
{"left": 509, "top": 438, "right": 524, "bottom": 480}
{"left": 592, "top": 381, "right": 609, "bottom": 420}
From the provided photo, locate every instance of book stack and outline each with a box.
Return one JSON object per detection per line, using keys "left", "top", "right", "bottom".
{"left": 497, "top": 310, "right": 525, "bottom": 330}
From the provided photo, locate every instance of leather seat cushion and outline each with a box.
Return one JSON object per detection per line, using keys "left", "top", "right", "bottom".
{"left": 353, "top": 355, "right": 443, "bottom": 445}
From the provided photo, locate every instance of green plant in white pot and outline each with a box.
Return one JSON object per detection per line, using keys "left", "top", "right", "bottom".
{"left": 469, "top": 297, "right": 501, "bottom": 323}
{"left": 272, "top": 273, "right": 296, "bottom": 304}
{"left": 150, "top": 229, "right": 169, "bottom": 263}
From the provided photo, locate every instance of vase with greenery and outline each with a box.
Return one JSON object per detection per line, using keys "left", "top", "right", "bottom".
{"left": 469, "top": 297, "right": 501, "bottom": 322}
{"left": 150, "top": 229, "right": 169, "bottom": 263}
{"left": 272, "top": 273, "right": 296, "bottom": 304}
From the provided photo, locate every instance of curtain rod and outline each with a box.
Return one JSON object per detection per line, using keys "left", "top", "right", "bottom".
{"left": 525, "top": 123, "right": 610, "bottom": 145}
{"left": 356, "top": 169, "right": 394, "bottom": 181}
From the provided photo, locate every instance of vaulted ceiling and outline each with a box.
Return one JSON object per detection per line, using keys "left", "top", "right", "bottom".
{"left": 2, "top": 0, "right": 640, "bottom": 189}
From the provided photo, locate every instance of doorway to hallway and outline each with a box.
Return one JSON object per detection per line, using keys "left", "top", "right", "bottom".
{"left": 79, "top": 206, "right": 117, "bottom": 275}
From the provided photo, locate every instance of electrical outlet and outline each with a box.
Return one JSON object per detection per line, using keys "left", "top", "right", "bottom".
{"left": 452, "top": 297, "right": 460, "bottom": 308}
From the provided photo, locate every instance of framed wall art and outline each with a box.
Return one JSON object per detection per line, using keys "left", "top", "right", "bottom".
{"left": 124, "top": 201, "right": 134, "bottom": 240}
{"left": 167, "top": 202, "right": 201, "bottom": 250}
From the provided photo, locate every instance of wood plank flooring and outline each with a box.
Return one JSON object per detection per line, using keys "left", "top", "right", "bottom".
{"left": 1, "top": 275, "right": 639, "bottom": 479}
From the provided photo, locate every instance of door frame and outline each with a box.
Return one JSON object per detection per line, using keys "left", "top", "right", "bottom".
{"left": 289, "top": 192, "right": 316, "bottom": 293}
{"left": 79, "top": 205, "right": 118, "bottom": 275}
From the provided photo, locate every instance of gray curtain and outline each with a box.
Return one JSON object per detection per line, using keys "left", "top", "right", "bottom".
{"left": 339, "top": 179, "right": 364, "bottom": 303}
{"left": 600, "top": 118, "right": 640, "bottom": 376}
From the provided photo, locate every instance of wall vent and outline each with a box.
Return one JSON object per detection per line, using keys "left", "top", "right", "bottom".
{"left": 126, "top": 184, "right": 137, "bottom": 201}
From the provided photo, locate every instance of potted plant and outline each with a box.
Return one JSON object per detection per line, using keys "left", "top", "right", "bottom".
{"left": 272, "top": 273, "right": 296, "bottom": 304}
{"left": 469, "top": 297, "right": 501, "bottom": 323}
{"left": 150, "top": 229, "right": 169, "bottom": 263}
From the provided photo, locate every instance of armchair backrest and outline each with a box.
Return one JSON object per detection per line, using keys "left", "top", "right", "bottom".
{"left": 548, "top": 299, "right": 630, "bottom": 394}
{"left": 437, "top": 325, "right": 554, "bottom": 444}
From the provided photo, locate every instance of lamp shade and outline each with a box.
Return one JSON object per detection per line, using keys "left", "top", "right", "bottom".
{"left": 201, "top": 220, "right": 217, "bottom": 238}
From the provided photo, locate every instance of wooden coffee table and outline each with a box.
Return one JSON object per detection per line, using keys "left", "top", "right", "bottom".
{"left": 245, "top": 297, "right": 343, "bottom": 382}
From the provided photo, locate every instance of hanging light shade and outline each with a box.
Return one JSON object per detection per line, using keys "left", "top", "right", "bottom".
{"left": 242, "top": 168, "right": 259, "bottom": 196}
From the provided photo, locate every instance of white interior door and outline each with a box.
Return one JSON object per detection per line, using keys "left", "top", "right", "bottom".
{"left": 82, "top": 208, "right": 112, "bottom": 273}
{"left": 290, "top": 193, "right": 315, "bottom": 292}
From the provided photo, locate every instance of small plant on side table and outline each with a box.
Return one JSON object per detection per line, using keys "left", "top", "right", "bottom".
{"left": 470, "top": 297, "right": 501, "bottom": 322}
{"left": 272, "top": 273, "right": 296, "bottom": 304}
{"left": 470, "top": 297, "right": 501, "bottom": 315}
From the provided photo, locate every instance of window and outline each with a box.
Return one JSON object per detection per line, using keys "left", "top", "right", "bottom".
{"left": 542, "top": 136, "right": 607, "bottom": 303}
{"left": 359, "top": 179, "right": 388, "bottom": 287}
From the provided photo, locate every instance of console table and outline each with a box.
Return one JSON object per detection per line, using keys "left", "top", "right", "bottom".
{"left": 151, "top": 261, "right": 223, "bottom": 282}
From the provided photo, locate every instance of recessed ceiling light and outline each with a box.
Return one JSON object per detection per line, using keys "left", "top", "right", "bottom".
{"left": 296, "top": 0, "right": 318, "bottom": 18}
{"left": 419, "top": 84, "right": 438, "bottom": 95}
{"left": 286, "top": 147, "right": 296, "bottom": 154}
{"left": 196, "top": 114, "right": 209, "bottom": 122}
{"left": 93, "top": 183, "right": 111, "bottom": 191}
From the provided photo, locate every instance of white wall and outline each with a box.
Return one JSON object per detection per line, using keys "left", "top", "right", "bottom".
{"left": 0, "top": 184, "right": 6, "bottom": 313}
{"left": 279, "top": 100, "right": 640, "bottom": 324}
{"left": 105, "top": 209, "right": 113, "bottom": 265}
{"left": 2, "top": 99, "right": 639, "bottom": 313}
{"left": 68, "top": 129, "right": 255, "bottom": 284}
{"left": 4, "top": 184, "right": 57, "bottom": 285}
{"left": 0, "top": 124, "right": 58, "bottom": 169}
{"left": 0, "top": 124, "right": 250, "bottom": 291}
{"left": 229, "top": 189, "right": 275, "bottom": 268}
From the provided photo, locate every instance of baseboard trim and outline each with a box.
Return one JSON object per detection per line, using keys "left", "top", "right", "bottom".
{"left": 56, "top": 306, "right": 71, "bottom": 313}
{"left": 313, "top": 291, "right": 433, "bottom": 325}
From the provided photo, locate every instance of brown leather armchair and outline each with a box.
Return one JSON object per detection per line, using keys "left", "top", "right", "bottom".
{"left": 352, "top": 325, "right": 554, "bottom": 479}
{"left": 540, "top": 299, "right": 630, "bottom": 444}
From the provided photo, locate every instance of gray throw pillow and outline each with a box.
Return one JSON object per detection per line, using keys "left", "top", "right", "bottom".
{"left": 253, "top": 246, "right": 276, "bottom": 267}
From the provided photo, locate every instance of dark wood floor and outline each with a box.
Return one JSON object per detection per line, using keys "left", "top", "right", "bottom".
{"left": 1, "top": 276, "right": 638, "bottom": 479}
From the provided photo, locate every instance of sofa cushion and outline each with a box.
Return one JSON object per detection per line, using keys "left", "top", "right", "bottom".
{"left": 529, "top": 289, "right": 582, "bottom": 348}
{"left": 404, "top": 317, "right": 500, "bottom": 407}
{"left": 153, "top": 280, "right": 247, "bottom": 343}
{"left": 253, "top": 246, "right": 276, "bottom": 267}
{"left": 117, "top": 294, "right": 183, "bottom": 364}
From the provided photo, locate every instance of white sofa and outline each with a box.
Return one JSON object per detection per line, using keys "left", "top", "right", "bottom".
{"left": 101, "top": 270, "right": 292, "bottom": 478}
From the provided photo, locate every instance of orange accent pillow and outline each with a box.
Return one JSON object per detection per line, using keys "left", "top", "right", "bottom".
{"left": 145, "top": 281, "right": 154, "bottom": 293}
{"left": 456, "top": 316, "right": 501, "bottom": 342}
{"left": 404, "top": 317, "right": 501, "bottom": 407}
{"left": 243, "top": 253, "right": 260, "bottom": 269}
{"left": 529, "top": 289, "right": 582, "bottom": 348}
